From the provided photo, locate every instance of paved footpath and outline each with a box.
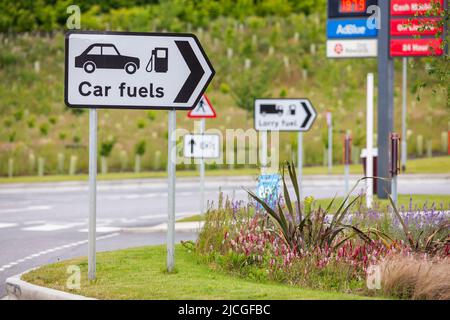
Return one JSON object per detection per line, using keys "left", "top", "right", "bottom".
{"left": 1, "top": 174, "right": 449, "bottom": 297}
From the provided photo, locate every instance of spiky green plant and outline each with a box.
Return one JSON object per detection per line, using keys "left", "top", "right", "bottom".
{"left": 246, "top": 162, "right": 373, "bottom": 252}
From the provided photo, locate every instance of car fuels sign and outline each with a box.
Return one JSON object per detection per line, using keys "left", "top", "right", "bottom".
{"left": 65, "top": 31, "right": 215, "bottom": 110}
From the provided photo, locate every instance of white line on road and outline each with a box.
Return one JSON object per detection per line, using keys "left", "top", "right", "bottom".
{"left": 21, "top": 223, "right": 83, "bottom": 232}
{"left": 0, "top": 205, "right": 52, "bottom": 215}
{"left": 0, "top": 232, "right": 120, "bottom": 273}
{"left": 78, "top": 227, "right": 122, "bottom": 233}
{"left": 0, "top": 223, "right": 18, "bottom": 229}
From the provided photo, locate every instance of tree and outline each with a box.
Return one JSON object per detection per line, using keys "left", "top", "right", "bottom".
{"left": 229, "top": 62, "right": 279, "bottom": 114}
{"left": 414, "top": 1, "right": 449, "bottom": 108}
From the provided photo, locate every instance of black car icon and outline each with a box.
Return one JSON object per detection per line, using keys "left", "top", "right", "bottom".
{"left": 75, "top": 43, "right": 140, "bottom": 74}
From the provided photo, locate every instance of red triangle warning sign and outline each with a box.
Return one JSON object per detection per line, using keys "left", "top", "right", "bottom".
{"left": 188, "top": 95, "right": 216, "bottom": 118}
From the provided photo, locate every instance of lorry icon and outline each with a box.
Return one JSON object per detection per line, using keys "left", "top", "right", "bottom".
{"left": 260, "top": 104, "right": 283, "bottom": 116}
{"left": 75, "top": 43, "right": 140, "bottom": 74}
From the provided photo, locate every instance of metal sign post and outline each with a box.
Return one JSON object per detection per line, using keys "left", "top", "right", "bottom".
{"left": 88, "top": 108, "right": 97, "bottom": 280}
{"left": 167, "top": 109, "right": 176, "bottom": 272}
{"left": 261, "top": 131, "right": 268, "bottom": 172}
{"left": 199, "top": 118, "right": 205, "bottom": 216}
{"left": 297, "top": 131, "right": 303, "bottom": 200}
{"left": 326, "top": 112, "right": 333, "bottom": 174}
{"left": 377, "top": 0, "right": 394, "bottom": 199}
{"left": 401, "top": 57, "right": 408, "bottom": 172}
{"left": 344, "top": 133, "right": 352, "bottom": 196}
{"left": 390, "top": 133, "right": 400, "bottom": 207}
{"left": 366, "top": 73, "right": 374, "bottom": 208}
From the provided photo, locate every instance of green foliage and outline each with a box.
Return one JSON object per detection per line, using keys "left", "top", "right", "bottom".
{"left": 99, "top": 136, "right": 116, "bottom": 157}
{"left": 27, "top": 117, "right": 36, "bottom": 129}
{"left": 136, "top": 118, "right": 146, "bottom": 129}
{"left": 246, "top": 162, "right": 372, "bottom": 251}
{"left": 3, "top": 117, "right": 12, "bottom": 128}
{"left": 387, "top": 193, "right": 449, "bottom": 254}
{"left": 0, "top": 0, "right": 325, "bottom": 32}
{"left": 230, "top": 63, "right": 278, "bottom": 113}
{"left": 39, "top": 123, "right": 49, "bottom": 136}
{"left": 49, "top": 116, "right": 57, "bottom": 125}
{"left": 58, "top": 131, "right": 66, "bottom": 141}
{"left": 72, "top": 134, "right": 81, "bottom": 144}
{"left": 134, "top": 140, "right": 146, "bottom": 156}
{"left": 147, "top": 110, "right": 156, "bottom": 121}
{"left": 13, "top": 109, "right": 24, "bottom": 122}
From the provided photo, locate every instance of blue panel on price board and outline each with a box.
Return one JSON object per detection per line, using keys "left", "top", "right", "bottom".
{"left": 327, "top": 19, "right": 378, "bottom": 38}
{"left": 256, "top": 174, "right": 281, "bottom": 210}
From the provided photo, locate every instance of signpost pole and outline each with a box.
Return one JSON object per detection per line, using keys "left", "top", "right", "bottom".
{"left": 261, "top": 131, "right": 268, "bottom": 172}
{"left": 377, "top": 0, "right": 394, "bottom": 199}
{"left": 167, "top": 109, "right": 176, "bottom": 272}
{"left": 327, "top": 112, "right": 333, "bottom": 174}
{"left": 366, "top": 73, "right": 374, "bottom": 209}
{"left": 297, "top": 132, "right": 303, "bottom": 200}
{"left": 199, "top": 118, "right": 205, "bottom": 216}
{"left": 401, "top": 57, "right": 408, "bottom": 172}
{"left": 344, "top": 132, "right": 351, "bottom": 197}
{"left": 88, "top": 108, "right": 97, "bottom": 280}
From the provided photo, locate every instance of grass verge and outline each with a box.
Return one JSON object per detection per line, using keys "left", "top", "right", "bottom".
{"left": 22, "top": 244, "right": 378, "bottom": 300}
{"left": 2, "top": 156, "right": 449, "bottom": 184}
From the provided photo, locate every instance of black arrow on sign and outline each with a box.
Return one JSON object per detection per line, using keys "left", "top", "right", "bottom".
{"left": 300, "top": 102, "right": 312, "bottom": 128}
{"left": 189, "top": 138, "right": 196, "bottom": 154}
{"left": 174, "top": 41, "right": 205, "bottom": 103}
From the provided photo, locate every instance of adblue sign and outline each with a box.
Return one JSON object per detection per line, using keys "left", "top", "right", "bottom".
{"left": 327, "top": 19, "right": 378, "bottom": 38}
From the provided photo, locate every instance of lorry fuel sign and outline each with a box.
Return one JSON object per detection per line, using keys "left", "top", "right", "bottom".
{"left": 254, "top": 99, "right": 317, "bottom": 132}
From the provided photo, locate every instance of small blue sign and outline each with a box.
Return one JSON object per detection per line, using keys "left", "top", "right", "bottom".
{"left": 256, "top": 174, "right": 281, "bottom": 210}
{"left": 327, "top": 19, "right": 377, "bottom": 39}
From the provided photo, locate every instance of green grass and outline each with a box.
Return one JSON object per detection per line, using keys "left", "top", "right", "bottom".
{"left": 22, "top": 244, "right": 379, "bottom": 300}
{"left": 1, "top": 156, "right": 449, "bottom": 184}
{"left": 177, "top": 214, "right": 205, "bottom": 223}
{"left": 313, "top": 194, "right": 450, "bottom": 213}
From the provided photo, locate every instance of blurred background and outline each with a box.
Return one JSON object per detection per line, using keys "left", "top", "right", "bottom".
{"left": 0, "top": 0, "right": 448, "bottom": 178}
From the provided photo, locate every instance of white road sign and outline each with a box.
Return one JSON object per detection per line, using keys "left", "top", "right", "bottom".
{"left": 254, "top": 99, "right": 317, "bottom": 132}
{"left": 326, "top": 39, "right": 378, "bottom": 58}
{"left": 183, "top": 134, "right": 220, "bottom": 159}
{"left": 65, "top": 31, "right": 215, "bottom": 110}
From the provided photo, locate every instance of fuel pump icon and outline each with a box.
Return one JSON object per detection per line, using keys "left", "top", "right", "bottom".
{"left": 146, "top": 47, "right": 168, "bottom": 73}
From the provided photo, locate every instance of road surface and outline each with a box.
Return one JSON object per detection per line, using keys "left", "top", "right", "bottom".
{"left": 1, "top": 174, "right": 449, "bottom": 297}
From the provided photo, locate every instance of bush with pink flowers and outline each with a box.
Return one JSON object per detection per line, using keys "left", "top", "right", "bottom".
{"left": 195, "top": 163, "right": 449, "bottom": 297}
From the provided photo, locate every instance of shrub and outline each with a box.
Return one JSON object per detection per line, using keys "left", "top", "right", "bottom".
{"left": 99, "top": 137, "right": 116, "bottom": 158}
{"left": 134, "top": 140, "right": 146, "bottom": 156}
{"left": 147, "top": 111, "right": 156, "bottom": 122}
{"left": 379, "top": 254, "right": 450, "bottom": 300}
{"left": 246, "top": 162, "right": 372, "bottom": 252}
{"left": 39, "top": 123, "right": 48, "bottom": 136}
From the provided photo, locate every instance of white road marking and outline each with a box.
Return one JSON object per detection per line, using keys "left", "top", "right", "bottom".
{"left": 22, "top": 224, "right": 75, "bottom": 232}
{"left": 137, "top": 214, "right": 168, "bottom": 220}
{"left": 0, "top": 223, "right": 18, "bottom": 229}
{"left": 0, "top": 205, "right": 52, "bottom": 214}
{"left": 0, "top": 232, "right": 119, "bottom": 273}
{"left": 23, "top": 220, "right": 47, "bottom": 225}
{"left": 78, "top": 227, "right": 122, "bottom": 233}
